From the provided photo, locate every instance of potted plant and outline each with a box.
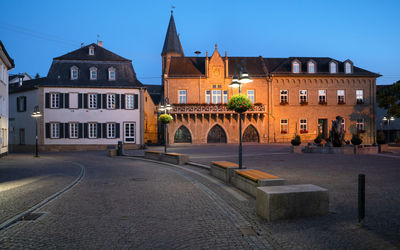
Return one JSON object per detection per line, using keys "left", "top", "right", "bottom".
{"left": 377, "top": 130, "right": 388, "bottom": 153}
{"left": 314, "top": 135, "right": 322, "bottom": 144}
{"left": 280, "top": 100, "right": 288, "bottom": 105}
{"left": 319, "top": 100, "right": 327, "bottom": 105}
{"left": 300, "top": 100, "right": 308, "bottom": 105}
{"left": 291, "top": 135, "right": 302, "bottom": 153}
{"left": 300, "top": 130, "right": 308, "bottom": 134}
{"left": 227, "top": 95, "right": 253, "bottom": 113}
{"left": 158, "top": 114, "right": 173, "bottom": 124}
{"left": 351, "top": 133, "right": 363, "bottom": 146}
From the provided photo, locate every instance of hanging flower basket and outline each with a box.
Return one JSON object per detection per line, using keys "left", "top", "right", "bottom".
{"left": 227, "top": 95, "right": 253, "bottom": 113}
{"left": 158, "top": 114, "right": 173, "bottom": 124}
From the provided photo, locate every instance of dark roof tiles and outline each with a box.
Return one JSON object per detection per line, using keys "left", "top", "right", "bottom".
{"left": 161, "top": 13, "right": 184, "bottom": 56}
{"left": 54, "top": 43, "right": 130, "bottom": 62}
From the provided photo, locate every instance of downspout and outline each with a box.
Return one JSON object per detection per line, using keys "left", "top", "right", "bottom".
{"left": 140, "top": 88, "right": 145, "bottom": 147}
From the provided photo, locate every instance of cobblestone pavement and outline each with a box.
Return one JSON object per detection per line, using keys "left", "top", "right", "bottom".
{"left": 0, "top": 152, "right": 273, "bottom": 249}
{"left": 128, "top": 144, "right": 400, "bottom": 249}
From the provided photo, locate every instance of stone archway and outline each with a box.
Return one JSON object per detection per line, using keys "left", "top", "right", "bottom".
{"left": 243, "top": 125, "right": 260, "bottom": 142}
{"left": 207, "top": 124, "right": 227, "bottom": 143}
{"left": 174, "top": 125, "right": 192, "bottom": 143}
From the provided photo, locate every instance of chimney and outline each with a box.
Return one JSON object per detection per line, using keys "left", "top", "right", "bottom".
{"left": 18, "top": 73, "right": 24, "bottom": 87}
{"left": 97, "top": 41, "right": 103, "bottom": 47}
{"left": 205, "top": 52, "right": 209, "bottom": 78}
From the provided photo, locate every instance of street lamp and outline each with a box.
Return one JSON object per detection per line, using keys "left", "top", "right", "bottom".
{"left": 31, "top": 106, "right": 42, "bottom": 157}
{"left": 159, "top": 100, "right": 172, "bottom": 153}
{"left": 229, "top": 65, "right": 253, "bottom": 169}
{"left": 383, "top": 115, "right": 395, "bottom": 142}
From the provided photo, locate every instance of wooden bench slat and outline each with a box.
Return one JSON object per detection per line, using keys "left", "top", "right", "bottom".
{"left": 236, "top": 170, "right": 279, "bottom": 182}
{"left": 211, "top": 161, "right": 239, "bottom": 169}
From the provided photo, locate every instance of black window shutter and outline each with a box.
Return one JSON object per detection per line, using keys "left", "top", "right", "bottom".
{"left": 97, "top": 94, "right": 102, "bottom": 109}
{"left": 78, "top": 94, "right": 83, "bottom": 108}
{"left": 65, "top": 123, "right": 69, "bottom": 138}
{"left": 65, "top": 94, "right": 69, "bottom": 108}
{"left": 59, "top": 123, "right": 65, "bottom": 138}
{"left": 116, "top": 94, "right": 120, "bottom": 109}
{"left": 83, "top": 94, "right": 88, "bottom": 108}
{"left": 59, "top": 93, "right": 64, "bottom": 108}
{"left": 84, "top": 123, "right": 88, "bottom": 138}
{"left": 121, "top": 94, "right": 125, "bottom": 109}
{"left": 45, "top": 93, "right": 50, "bottom": 108}
{"left": 134, "top": 94, "right": 138, "bottom": 110}
{"left": 45, "top": 123, "right": 51, "bottom": 138}
{"left": 102, "top": 94, "right": 107, "bottom": 109}
{"left": 116, "top": 123, "right": 120, "bottom": 138}
{"left": 23, "top": 97, "right": 27, "bottom": 111}
{"left": 103, "top": 123, "right": 107, "bottom": 138}
{"left": 78, "top": 123, "right": 83, "bottom": 138}
{"left": 97, "top": 123, "right": 102, "bottom": 138}
{"left": 17, "top": 97, "right": 20, "bottom": 112}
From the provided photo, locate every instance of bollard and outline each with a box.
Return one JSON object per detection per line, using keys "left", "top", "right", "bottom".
{"left": 358, "top": 174, "right": 365, "bottom": 223}
{"left": 117, "top": 141, "right": 123, "bottom": 156}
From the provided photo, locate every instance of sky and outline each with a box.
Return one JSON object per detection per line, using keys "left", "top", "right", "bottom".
{"left": 1, "top": 0, "right": 399, "bottom": 85}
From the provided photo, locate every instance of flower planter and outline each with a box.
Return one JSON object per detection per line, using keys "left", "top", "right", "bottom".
{"left": 158, "top": 114, "right": 173, "bottom": 124}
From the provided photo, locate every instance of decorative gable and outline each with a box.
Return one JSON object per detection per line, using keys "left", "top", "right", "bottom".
{"left": 208, "top": 44, "right": 225, "bottom": 79}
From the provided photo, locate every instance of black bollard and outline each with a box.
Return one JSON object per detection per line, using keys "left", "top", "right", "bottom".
{"left": 358, "top": 174, "right": 365, "bottom": 223}
{"left": 117, "top": 141, "right": 123, "bottom": 156}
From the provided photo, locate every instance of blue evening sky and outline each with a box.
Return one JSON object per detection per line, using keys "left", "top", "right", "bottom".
{"left": 1, "top": 0, "right": 399, "bottom": 85}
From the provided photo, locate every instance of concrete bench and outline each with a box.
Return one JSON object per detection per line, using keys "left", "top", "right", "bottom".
{"left": 232, "top": 169, "right": 285, "bottom": 197}
{"left": 256, "top": 184, "right": 329, "bottom": 221}
{"left": 144, "top": 151, "right": 162, "bottom": 160}
{"left": 210, "top": 161, "right": 239, "bottom": 183}
{"left": 160, "top": 152, "right": 189, "bottom": 165}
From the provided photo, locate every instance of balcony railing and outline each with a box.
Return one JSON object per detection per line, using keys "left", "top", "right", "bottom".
{"left": 170, "top": 103, "right": 266, "bottom": 114}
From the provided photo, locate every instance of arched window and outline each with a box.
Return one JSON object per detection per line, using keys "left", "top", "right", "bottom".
{"left": 207, "top": 125, "right": 227, "bottom": 143}
{"left": 89, "top": 46, "right": 95, "bottom": 55}
{"left": 108, "top": 67, "right": 116, "bottom": 81}
{"left": 329, "top": 61, "right": 337, "bottom": 74}
{"left": 90, "top": 67, "right": 97, "bottom": 80}
{"left": 71, "top": 66, "right": 79, "bottom": 80}
{"left": 174, "top": 126, "right": 192, "bottom": 143}
{"left": 292, "top": 60, "right": 300, "bottom": 73}
{"left": 344, "top": 60, "right": 353, "bottom": 74}
{"left": 308, "top": 61, "right": 316, "bottom": 73}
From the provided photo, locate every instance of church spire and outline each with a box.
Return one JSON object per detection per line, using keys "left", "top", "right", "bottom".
{"left": 161, "top": 11, "right": 184, "bottom": 56}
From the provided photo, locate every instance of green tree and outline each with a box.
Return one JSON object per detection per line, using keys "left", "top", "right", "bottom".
{"left": 377, "top": 80, "right": 400, "bottom": 118}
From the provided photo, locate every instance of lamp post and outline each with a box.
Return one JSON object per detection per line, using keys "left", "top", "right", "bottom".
{"left": 229, "top": 65, "right": 253, "bottom": 169}
{"left": 383, "top": 115, "right": 395, "bottom": 143}
{"left": 31, "top": 106, "right": 42, "bottom": 157}
{"left": 159, "top": 100, "right": 172, "bottom": 153}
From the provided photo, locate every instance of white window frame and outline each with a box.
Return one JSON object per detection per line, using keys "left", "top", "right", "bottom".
{"left": 69, "top": 123, "right": 78, "bottom": 139}
{"left": 50, "top": 93, "right": 60, "bottom": 108}
{"left": 223, "top": 90, "right": 228, "bottom": 104}
{"left": 107, "top": 123, "right": 116, "bottom": 139}
{"left": 88, "top": 123, "right": 97, "bottom": 139}
{"left": 356, "top": 118, "right": 365, "bottom": 131}
{"left": 280, "top": 90, "right": 288, "bottom": 104}
{"left": 341, "top": 119, "right": 346, "bottom": 132}
{"left": 356, "top": 90, "right": 364, "bottom": 103}
{"left": 71, "top": 66, "right": 78, "bottom": 80}
{"left": 88, "top": 94, "right": 97, "bottom": 109}
{"left": 337, "top": 90, "right": 345, "bottom": 104}
{"left": 50, "top": 123, "right": 60, "bottom": 139}
{"left": 108, "top": 67, "right": 116, "bottom": 81}
{"left": 90, "top": 67, "right": 97, "bottom": 80}
{"left": 212, "top": 90, "right": 221, "bottom": 104}
{"left": 292, "top": 61, "right": 300, "bottom": 73}
{"left": 247, "top": 90, "right": 255, "bottom": 103}
{"left": 300, "top": 119, "right": 308, "bottom": 133}
{"left": 318, "top": 90, "right": 326, "bottom": 103}
{"left": 308, "top": 61, "right": 315, "bottom": 73}
{"left": 124, "top": 122, "right": 136, "bottom": 143}
{"left": 126, "top": 94, "right": 134, "bottom": 109}
{"left": 107, "top": 94, "right": 116, "bottom": 109}
{"left": 280, "top": 119, "right": 288, "bottom": 134}
{"left": 178, "top": 90, "right": 187, "bottom": 104}
{"left": 89, "top": 46, "right": 95, "bottom": 55}
{"left": 330, "top": 62, "right": 337, "bottom": 74}
{"left": 205, "top": 90, "right": 211, "bottom": 104}
{"left": 345, "top": 62, "right": 352, "bottom": 74}
{"left": 299, "top": 90, "right": 308, "bottom": 103}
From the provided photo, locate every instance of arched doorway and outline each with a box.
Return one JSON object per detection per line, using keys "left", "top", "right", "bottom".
{"left": 207, "top": 125, "right": 227, "bottom": 143}
{"left": 243, "top": 125, "right": 259, "bottom": 142}
{"left": 174, "top": 126, "right": 192, "bottom": 143}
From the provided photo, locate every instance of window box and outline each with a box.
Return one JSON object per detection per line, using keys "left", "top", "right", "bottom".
{"left": 356, "top": 100, "right": 364, "bottom": 104}
{"left": 280, "top": 101, "right": 288, "bottom": 105}
{"left": 358, "top": 129, "right": 366, "bottom": 133}
{"left": 338, "top": 101, "right": 346, "bottom": 105}
{"left": 281, "top": 131, "right": 287, "bottom": 134}
{"left": 300, "top": 130, "right": 308, "bottom": 134}
{"left": 318, "top": 101, "right": 327, "bottom": 105}
{"left": 300, "top": 101, "right": 308, "bottom": 106}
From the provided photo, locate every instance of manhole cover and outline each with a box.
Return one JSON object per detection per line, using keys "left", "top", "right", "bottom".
{"left": 130, "top": 178, "right": 147, "bottom": 182}
{"left": 239, "top": 227, "right": 258, "bottom": 236}
{"left": 21, "top": 213, "right": 44, "bottom": 221}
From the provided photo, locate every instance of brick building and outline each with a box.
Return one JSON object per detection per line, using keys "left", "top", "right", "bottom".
{"left": 161, "top": 12, "right": 380, "bottom": 145}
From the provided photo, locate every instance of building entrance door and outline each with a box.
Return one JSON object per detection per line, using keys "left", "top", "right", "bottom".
{"left": 243, "top": 125, "right": 259, "bottom": 142}
{"left": 207, "top": 125, "right": 227, "bottom": 143}
{"left": 174, "top": 126, "right": 192, "bottom": 143}
{"left": 318, "top": 119, "right": 328, "bottom": 138}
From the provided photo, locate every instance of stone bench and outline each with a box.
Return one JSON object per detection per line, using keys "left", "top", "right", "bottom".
{"left": 256, "top": 184, "right": 329, "bottom": 221}
{"left": 210, "top": 161, "right": 239, "bottom": 184}
{"left": 144, "top": 151, "right": 162, "bottom": 160}
{"left": 232, "top": 169, "right": 285, "bottom": 197}
{"left": 160, "top": 152, "right": 189, "bottom": 165}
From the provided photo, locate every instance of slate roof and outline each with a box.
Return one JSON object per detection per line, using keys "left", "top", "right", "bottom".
{"left": 144, "top": 84, "right": 162, "bottom": 105}
{"left": 167, "top": 56, "right": 380, "bottom": 77}
{"left": 0, "top": 40, "right": 15, "bottom": 68}
{"left": 161, "top": 12, "right": 184, "bottom": 56}
{"left": 54, "top": 43, "right": 130, "bottom": 62}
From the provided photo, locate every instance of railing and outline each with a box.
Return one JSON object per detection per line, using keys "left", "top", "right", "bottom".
{"left": 170, "top": 103, "right": 266, "bottom": 114}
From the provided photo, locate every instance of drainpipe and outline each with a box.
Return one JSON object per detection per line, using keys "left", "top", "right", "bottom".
{"left": 140, "top": 88, "right": 145, "bottom": 147}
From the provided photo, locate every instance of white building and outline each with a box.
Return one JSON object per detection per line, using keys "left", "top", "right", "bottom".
{"left": 9, "top": 42, "right": 145, "bottom": 152}
{"left": 0, "top": 41, "right": 15, "bottom": 157}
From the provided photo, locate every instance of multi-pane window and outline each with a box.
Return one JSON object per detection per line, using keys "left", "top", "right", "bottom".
{"left": 299, "top": 90, "right": 308, "bottom": 104}
{"left": 107, "top": 94, "right": 116, "bottom": 109}
{"left": 17, "top": 96, "right": 26, "bottom": 112}
{"left": 345, "top": 62, "right": 352, "bottom": 74}
{"left": 280, "top": 90, "right": 288, "bottom": 104}
{"left": 300, "top": 119, "right": 308, "bottom": 133}
{"left": 90, "top": 67, "right": 97, "bottom": 80}
{"left": 223, "top": 90, "right": 228, "bottom": 104}
{"left": 69, "top": 123, "right": 78, "bottom": 138}
{"left": 330, "top": 62, "right": 337, "bottom": 73}
{"left": 107, "top": 123, "right": 116, "bottom": 138}
{"left": 318, "top": 90, "right": 327, "bottom": 104}
{"left": 89, "top": 46, "right": 94, "bottom": 55}
{"left": 51, "top": 93, "right": 60, "bottom": 108}
{"left": 88, "top": 123, "right": 97, "bottom": 138}
{"left": 178, "top": 90, "right": 187, "bottom": 104}
{"left": 212, "top": 90, "right": 221, "bottom": 104}
{"left": 205, "top": 90, "right": 211, "bottom": 104}
{"left": 341, "top": 119, "right": 345, "bottom": 132}
{"left": 125, "top": 123, "right": 135, "bottom": 143}
{"left": 71, "top": 66, "right": 78, "bottom": 80}
{"left": 337, "top": 90, "right": 345, "bottom": 104}
{"left": 51, "top": 123, "right": 59, "bottom": 138}
{"left": 308, "top": 62, "right": 315, "bottom": 73}
{"left": 356, "top": 90, "right": 364, "bottom": 104}
{"left": 247, "top": 90, "right": 255, "bottom": 103}
{"left": 108, "top": 67, "right": 116, "bottom": 80}
{"left": 89, "top": 94, "right": 97, "bottom": 109}
{"left": 292, "top": 61, "right": 300, "bottom": 73}
{"left": 356, "top": 119, "right": 365, "bottom": 132}
{"left": 126, "top": 95, "right": 134, "bottom": 109}
{"left": 280, "top": 119, "right": 288, "bottom": 134}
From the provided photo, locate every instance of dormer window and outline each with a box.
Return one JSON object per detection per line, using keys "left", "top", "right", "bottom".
{"left": 308, "top": 61, "right": 316, "bottom": 73}
{"left": 344, "top": 60, "right": 353, "bottom": 74}
{"left": 329, "top": 61, "right": 338, "bottom": 74}
{"left": 108, "top": 67, "right": 116, "bottom": 81}
{"left": 292, "top": 60, "right": 300, "bottom": 73}
{"left": 71, "top": 66, "right": 79, "bottom": 80}
{"left": 89, "top": 46, "right": 95, "bottom": 55}
{"left": 90, "top": 67, "right": 97, "bottom": 80}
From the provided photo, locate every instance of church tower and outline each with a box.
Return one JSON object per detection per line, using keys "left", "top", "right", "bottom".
{"left": 161, "top": 11, "right": 184, "bottom": 75}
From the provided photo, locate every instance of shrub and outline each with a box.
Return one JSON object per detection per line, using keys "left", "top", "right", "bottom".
{"left": 291, "top": 135, "right": 301, "bottom": 146}
{"left": 314, "top": 135, "right": 322, "bottom": 144}
{"left": 351, "top": 134, "right": 363, "bottom": 145}
{"left": 158, "top": 114, "right": 173, "bottom": 124}
{"left": 227, "top": 95, "right": 253, "bottom": 113}
{"left": 377, "top": 131, "right": 386, "bottom": 145}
